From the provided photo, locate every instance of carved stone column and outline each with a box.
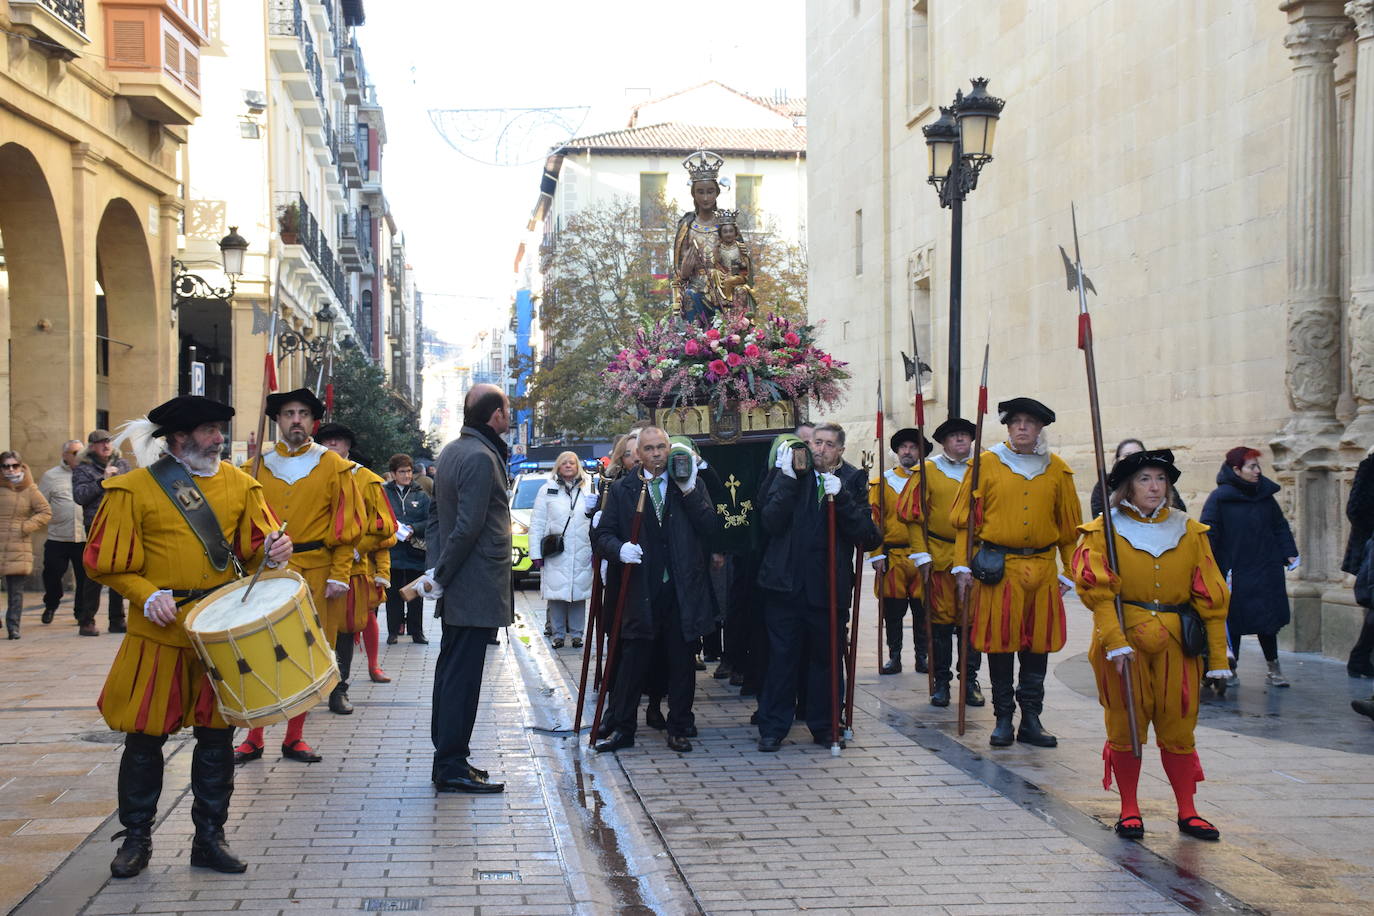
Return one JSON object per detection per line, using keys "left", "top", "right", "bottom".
{"left": 1345, "top": 1, "right": 1374, "bottom": 445}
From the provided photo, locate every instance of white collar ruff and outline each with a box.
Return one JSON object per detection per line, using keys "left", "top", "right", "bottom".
{"left": 933, "top": 452, "right": 969, "bottom": 482}
{"left": 1108, "top": 505, "right": 1187, "bottom": 557}
{"left": 990, "top": 441, "right": 1050, "bottom": 480}
{"left": 262, "top": 442, "right": 327, "bottom": 485}
{"left": 884, "top": 467, "right": 914, "bottom": 492}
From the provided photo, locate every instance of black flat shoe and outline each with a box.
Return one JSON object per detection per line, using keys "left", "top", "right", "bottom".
{"left": 281, "top": 740, "right": 322, "bottom": 763}
{"left": 1353, "top": 697, "right": 1374, "bottom": 721}
{"left": 880, "top": 656, "right": 902, "bottom": 675}
{"left": 328, "top": 689, "right": 353, "bottom": 715}
{"left": 989, "top": 716, "right": 1015, "bottom": 747}
{"left": 1177, "top": 816, "right": 1220, "bottom": 841}
{"left": 465, "top": 762, "right": 490, "bottom": 780}
{"left": 712, "top": 662, "right": 733, "bottom": 679}
{"left": 757, "top": 736, "right": 782, "bottom": 752}
{"left": 914, "top": 654, "right": 929, "bottom": 674}
{"left": 644, "top": 706, "right": 667, "bottom": 730}
{"left": 386, "top": 634, "right": 399, "bottom": 645}
{"left": 729, "top": 672, "right": 746, "bottom": 687}
{"left": 40, "top": 609, "right": 54, "bottom": 625}
{"left": 666, "top": 734, "right": 692, "bottom": 752}
{"left": 108, "top": 620, "right": 127, "bottom": 633}
{"left": 1114, "top": 815, "right": 1144, "bottom": 840}
{"left": 594, "top": 730, "right": 634, "bottom": 753}
{"left": 930, "top": 683, "right": 951, "bottom": 707}
{"left": 964, "top": 680, "right": 986, "bottom": 707}
{"left": 190, "top": 835, "right": 248, "bottom": 873}
{"left": 233, "top": 743, "right": 263, "bottom": 765}
{"left": 412, "top": 635, "right": 429, "bottom": 644}
{"left": 681, "top": 724, "right": 698, "bottom": 738}
{"left": 436, "top": 775, "right": 504, "bottom": 793}
{"left": 1348, "top": 663, "right": 1374, "bottom": 679}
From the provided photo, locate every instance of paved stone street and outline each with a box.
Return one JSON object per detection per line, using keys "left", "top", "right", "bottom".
{"left": 2, "top": 583, "right": 1371, "bottom": 914}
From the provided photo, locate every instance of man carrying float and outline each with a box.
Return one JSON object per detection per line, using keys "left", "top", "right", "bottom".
{"left": 87, "top": 395, "right": 293, "bottom": 878}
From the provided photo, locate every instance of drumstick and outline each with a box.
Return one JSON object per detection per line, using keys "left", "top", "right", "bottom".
{"left": 241, "top": 521, "right": 288, "bottom": 603}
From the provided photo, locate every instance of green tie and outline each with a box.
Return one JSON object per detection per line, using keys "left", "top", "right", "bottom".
{"left": 816, "top": 471, "right": 825, "bottom": 505}
{"left": 651, "top": 476, "right": 665, "bottom": 521}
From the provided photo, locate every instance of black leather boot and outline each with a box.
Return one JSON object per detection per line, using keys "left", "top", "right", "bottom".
{"left": 987, "top": 653, "right": 1016, "bottom": 747}
{"left": 880, "top": 652, "right": 903, "bottom": 675}
{"left": 189, "top": 727, "right": 248, "bottom": 873}
{"left": 1015, "top": 655, "right": 1058, "bottom": 747}
{"left": 930, "top": 625, "right": 953, "bottom": 705}
{"left": 110, "top": 733, "right": 166, "bottom": 878}
{"left": 930, "top": 678, "right": 951, "bottom": 707}
{"left": 328, "top": 684, "right": 353, "bottom": 715}
{"left": 963, "top": 678, "right": 986, "bottom": 707}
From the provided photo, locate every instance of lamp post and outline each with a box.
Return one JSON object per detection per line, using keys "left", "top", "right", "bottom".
{"left": 172, "top": 227, "right": 250, "bottom": 309}
{"left": 922, "top": 78, "right": 1005, "bottom": 419}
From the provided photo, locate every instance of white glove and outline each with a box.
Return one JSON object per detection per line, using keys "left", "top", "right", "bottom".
{"left": 592, "top": 510, "right": 603, "bottom": 528}
{"left": 583, "top": 491, "right": 599, "bottom": 512}
{"left": 374, "top": 576, "right": 391, "bottom": 588}
{"left": 1105, "top": 646, "right": 1135, "bottom": 660}
{"left": 776, "top": 446, "right": 797, "bottom": 479}
{"left": 1205, "top": 669, "right": 1232, "bottom": 678}
{"left": 396, "top": 522, "right": 412, "bottom": 542}
{"left": 820, "top": 472, "right": 841, "bottom": 497}
{"left": 619, "top": 542, "right": 643, "bottom": 565}
{"left": 909, "top": 552, "right": 933, "bottom": 568}
{"left": 675, "top": 457, "right": 699, "bottom": 494}
{"left": 1057, "top": 573, "right": 1075, "bottom": 590}
{"left": 868, "top": 555, "right": 887, "bottom": 568}
{"left": 416, "top": 568, "right": 443, "bottom": 599}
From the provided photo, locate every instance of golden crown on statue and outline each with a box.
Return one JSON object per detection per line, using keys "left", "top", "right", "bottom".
{"left": 682, "top": 149, "right": 725, "bottom": 183}
{"left": 716, "top": 209, "right": 738, "bottom": 224}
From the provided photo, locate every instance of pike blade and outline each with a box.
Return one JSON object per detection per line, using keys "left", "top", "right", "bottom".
{"left": 1058, "top": 245, "right": 1097, "bottom": 295}
{"left": 901, "top": 351, "right": 918, "bottom": 382}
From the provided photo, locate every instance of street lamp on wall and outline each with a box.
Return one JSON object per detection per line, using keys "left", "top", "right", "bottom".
{"left": 276, "top": 305, "right": 339, "bottom": 360}
{"left": 922, "top": 78, "right": 1005, "bottom": 418}
{"left": 173, "top": 227, "right": 251, "bottom": 309}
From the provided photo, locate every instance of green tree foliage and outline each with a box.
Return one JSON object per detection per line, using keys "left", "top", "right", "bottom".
{"left": 527, "top": 197, "right": 808, "bottom": 439}
{"left": 328, "top": 350, "right": 429, "bottom": 470}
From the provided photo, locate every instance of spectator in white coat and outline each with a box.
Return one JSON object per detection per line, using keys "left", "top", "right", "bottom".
{"left": 529, "top": 451, "right": 594, "bottom": 648}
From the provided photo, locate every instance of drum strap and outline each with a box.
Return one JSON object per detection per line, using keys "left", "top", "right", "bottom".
{"left": 149, "top": 456, "right": 242, "bottom": 576}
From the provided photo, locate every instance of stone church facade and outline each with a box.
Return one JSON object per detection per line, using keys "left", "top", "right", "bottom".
{"left": 806, "top": 0, "right": 1374, "bottom": 659}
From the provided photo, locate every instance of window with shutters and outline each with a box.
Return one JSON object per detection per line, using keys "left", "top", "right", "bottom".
{"left": 164, "top": 31, "right": 180, "bottom": 76}
{"left": 906, "top": 1, "right": 931, "bottom": 123}
{"left": 110, "top": 20, "right": 146, "bottom": 64}
{"left": 182, "top": 46, "right": 200, "bottom": 90}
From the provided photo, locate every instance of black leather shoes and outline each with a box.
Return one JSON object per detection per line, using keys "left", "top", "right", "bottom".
{"left": 989, "top": 715, "right": 1015, "bottom": 747}
{"left": 465, "top": 762, "right": 490, "bottom": 780}
{"left": 233, "top": 743, "right": 263, "bottom": 766}
{"left": 1177, "top": 816, "right": 1220, "bottom": 841}
{"left": 964, "top": 680, "right": 986, "bottom": 707}
{"left": 328, "top": 688, "right": 353, "bottom": 715}
{"left": 1016, "top": 712, "right": 1058, "bottom": 748}
{"left": 666, "top": 734, "right": 692, "bottom": 752}
{"left": 930, "top": 682, "right": 951, "bottom": 707}
{"left": 281, "top": 740, "right": 322, "bottom": 763}
{"left": 40, "top": 608, "right": 55, "bottom": 625}
{"left": 681, "top": 724, "right": 698, "bottom": 737}
{"left": 880, "top": 655, "right": 902, "bottom": 675}
{"left": 412, "top": 635, "right": 429, "bottom": 644}
{"left": 1352, "top": 697, "right": 1374, "bottom": 721}
{"left": 436, "top": 775, "right": 504, "bottom": 794}
{"left": 594, "top": 730, "right": 634, "bottom": 753}
{"left": 644, "top": 705, "right": 667, "bottom": 730}
{"left": 595, "top": 720, "right": 614, "bottom": 739}
{"left": 757, "top": 736, "right": 782, "bottom": 752}
{"left": 190, "top": 834, "right": 248, "bottom": 873}
{"left": 914, "top": 653, "right": 929, "bottom": 674}
{"left": 1349, "top": 662, "right": 1374, "bottom": 679}
{"left": 109, "top": 830, "right": 152, "bottom": 878}
{"left": 386, "top": 634, "right": 399, "bottom": 645}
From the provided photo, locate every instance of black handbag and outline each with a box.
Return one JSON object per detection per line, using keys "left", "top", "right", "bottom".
{"left": 539, "top": 495, "right": 574, "bottom": 559}
{"left": 970, "top": 545, "right": 1005, "bottom": 584}
{"left": 1176, "top": 608, "right": 1208, "bottom": 658}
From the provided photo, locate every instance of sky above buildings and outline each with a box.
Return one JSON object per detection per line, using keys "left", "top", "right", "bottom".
{"left": 360, "top": 1, "right": 805, "bottom": 348}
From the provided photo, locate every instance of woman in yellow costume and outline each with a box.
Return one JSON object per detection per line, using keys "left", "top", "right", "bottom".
{"left": 1072, "top": 449, "right": 1230, "bottom": 842}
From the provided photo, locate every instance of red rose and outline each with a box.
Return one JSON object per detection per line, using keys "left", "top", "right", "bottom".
{"left": 684, "top": 339, "right": 701, "bottom": 356}
{"left": 783, "top": 332, "right": 800, "bottom": 346}
{"left": 708, "top": 359, "right": 728, "bottom": 375}
{"left": 744, "top": 344, "right": 761, "bottom": 358}
{"left": 706, "top": 329, "right": 721, "bottom": 340}
{"left": 727, "top": 352, "right": 743, "bottom": 367}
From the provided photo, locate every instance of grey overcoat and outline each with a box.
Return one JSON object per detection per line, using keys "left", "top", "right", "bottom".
{"left": 428, "top": 426, "right": 513, "bottom": 628}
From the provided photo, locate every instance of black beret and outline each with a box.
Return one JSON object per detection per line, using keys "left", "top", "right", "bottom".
{"left": 997, "top": 397, "right": 1055, "bottom": 426}
{"left": 147, "top": 396, "right": 234, "bottom": 438}
{"left": 1106, "top": 449, "right": 1180, "bottom": 491}
{"left": 889, "top": 427, "right": 932, "bottom": 455}
{"left": 932, "top": 417, "right": 977, "bottom": 442}
{"left": 315, "top": 422, "right": 355, "bottom": 446}
{"left": 265, "top": 387, "right": 325, "bottom": 420}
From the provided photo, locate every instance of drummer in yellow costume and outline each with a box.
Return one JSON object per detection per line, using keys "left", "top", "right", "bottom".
{"left": 1072, "top": 449, "right": 1230, "bottom": 842}
{"left": 317, "top": 422, "right": 397, "bottom": 716}
{"left": 86, "top": 395, "right": 293, "bottom": 879}
{"left": 235, "top": 388, "right": 365, "bottom": 764}
{"left": 904, "top": 417, "right": 984, "bottom": 709}
{"left": 952, "top": 397, "right": 1081, "bottom": 749}
{"left": 867, "top": 427, "right": 932, "bottom": 676}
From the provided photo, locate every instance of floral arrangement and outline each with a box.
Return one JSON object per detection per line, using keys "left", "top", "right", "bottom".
{"left": 604, "top": 308, "right": 849, "bottom": 412}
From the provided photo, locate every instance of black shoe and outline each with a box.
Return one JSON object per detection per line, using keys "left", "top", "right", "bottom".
{"left": 109, "top": 829, "right": 152, "bottom": 878}
{"left": 1348, "top": 662, "right": 1374, "bottom": 679}
{"left": 880, "top": 654, "right": 902, "bottom": 675}
{"left": 190, "top": 835, "right": 248, "bottom": 873}
{"left": 6, "top": 630, "right": 17, "bottom": 640}
{"left": 681, "top": 724, "right": 698, "bottom": 738}
{"left": 79, "top": 622, "right": 99, "bottom": 636}
{"left": 328, "top": 688, "right": 353, "bottom": 715}
{"left": 552, "top": 637, "right": 565, "bottom": 648}
{"left": 729, "top": 671, "right": 746, "bottom": 687}
{"left": 1114, "top": 815, "right": 1145, "bottom": 840}
{"left": 757, "top": 736, "right": 782, "bottom": 752}
{"left": 713, "top": 662, "right": 733, "bottom": 679}
{"left": 543, "top": 623, "right": 552, "bottom": 636}
{"left": 1016, "top": 711, "right": 1058, "bottom": 748}
{"left": 989, "top": 715, "right": 1015, "bottom": 747}
{"left": 280, "top": 740, "right": 322, "bottom": 763}
{"left": 930, "top": 682, "right": 951, "bottom": 707}
{"left": 749, "top": 710, "right": 759, "bottom": 725}
{"left": 436, "top": 775, "right": 505, "bottom": 793}
{"left": 594, "top": 730, "right": 634, "bottom": 753}
{"left": 596, "top": 720, "right": 614, "bottom": 739}
{"left": 1177, "top": 815, "right": 1220, "bottom": 841}
{"left": 811, "top": 733, "right": 846, "bottom": 749}
{"left": 412, "top": 635, "right": 429, "bottom": 645}
{"left": 41, "top": 608, "right": 55, "bottom": 625}
{"left": 964, "top": 680, "right": 986, "bottom": 707}
{"left": 108, "top": 619, "right": 127, "bottom": 634}
{"left": 1352, "top": 697, "right": 1374, "bottom": 721}
{"left": 386, "top": 634, "right": 399, "bottom": 645}
{"left": 233, "top": 743, "right": 263, "bottom": 765}
{"left": 645, "top": 705, "right": 667, "bottom": 730}
{"left": 666, "top": 734, "right": 692, "bottom": 752}
{"left": 914, "top": 654, "right": 929, "bottom": 674}
{"left": 571, "top": 638, "right": 582, "bottom": 648}
{"left": 739, "top": 683, "right": 758, "bottom": 697}
{"left": 465, "top": 762, "right": 490, "bottom": 781}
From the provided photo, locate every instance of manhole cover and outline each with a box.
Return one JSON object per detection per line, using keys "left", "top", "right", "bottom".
{"left": 361, "top": 899, "right": 422, "bottom": 912}
{"left": 78, "top": 731, "right": 125, "bottom": 744}
{"left": 476, "top": 869, "right": 521, "bottom": 882}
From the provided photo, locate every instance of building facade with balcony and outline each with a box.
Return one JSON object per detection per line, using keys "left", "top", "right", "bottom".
{"left": 0, "top": 0, "right": 211, "bottom": 459}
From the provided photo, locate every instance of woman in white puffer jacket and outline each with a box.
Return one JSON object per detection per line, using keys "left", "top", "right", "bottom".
{"left": 529, "top": 451, "right": 594, "bottom": 647}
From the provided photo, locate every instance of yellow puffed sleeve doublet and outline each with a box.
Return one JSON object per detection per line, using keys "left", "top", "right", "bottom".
{"left": 867, "top": 467, "right": 923, "bottom": 599}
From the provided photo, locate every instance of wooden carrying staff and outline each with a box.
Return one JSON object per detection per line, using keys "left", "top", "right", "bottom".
{"left": 907, "top": 309, "right": 936, "bottom": 697}
{"left": 875, "top": 381, "right": 888, "bottom": 674}
{"left": 588, "top": 480, "right": 647, "bottom": 748}
{"left": 574, "top": 475, "right": 611, "bottom": 734}
{"left": 957, "top": 337, "right": 990, "bottom": 737}
{"left": 827, "top": 490, "right": 841, "bottom": 757}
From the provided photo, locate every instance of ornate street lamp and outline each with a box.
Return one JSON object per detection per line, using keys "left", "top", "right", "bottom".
{"left": 276, "top": 305, "right": 338, "bottom": 360}
{"left": 922, "top": 78, "right": 1005, "bottom": 418}
{"left": 173, "top": 227, "right": 251, "bottom": 309}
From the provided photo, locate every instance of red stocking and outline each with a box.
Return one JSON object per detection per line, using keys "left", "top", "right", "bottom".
{"left": 237, "top": 726, "right": 265, "bottom": 752}
{"left": 1103, "top": 742, "right": 1142, "bottom": 820}
{"left": 283, "top": 711, "right": 308, "bottom": 749}
{"left": 363, "top": 612, "right": 382, "bottom": 674}
{"left": 1160, "top": 749, "right": 1205, "bottom": 820}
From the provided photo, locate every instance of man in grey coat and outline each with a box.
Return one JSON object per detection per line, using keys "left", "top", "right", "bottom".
{"left": 418, "top": 384, "right": 512, "bottom": 794}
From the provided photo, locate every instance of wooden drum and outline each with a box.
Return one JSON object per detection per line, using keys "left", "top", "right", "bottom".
{"left": 184, "top": 569, "right": 339, "bottom": 728}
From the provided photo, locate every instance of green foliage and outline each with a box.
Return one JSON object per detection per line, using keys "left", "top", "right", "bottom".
{"left": 328, "top": 350, "right": 429, "bottom": 470}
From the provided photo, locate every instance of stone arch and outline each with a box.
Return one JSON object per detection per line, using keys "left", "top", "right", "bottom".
{"left": 0, "top": 142, "right": 71, "bottom": 460}
{"left": 95, "top": 198, "right": 159, "bottom": 431}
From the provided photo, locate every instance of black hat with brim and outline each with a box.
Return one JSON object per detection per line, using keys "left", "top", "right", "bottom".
{"left": 148, "top": 395, "right": 235, "bottom": 438}
{"left": 1106, "top": 449, "right": 1180, "bottom": 491}
{"left": 315, "top": 422, "right": 355, "bottom": 446}
{"left": 265, "top": 387, "right": 325, "bottom": 420}
{"left": 997, "top": 397, "right": 1055, "bottom": 426}
{"left": 889, "top": 427, "right": 933, "bottom": 455}
{"left": 933, "top": 417, "right": 977, "bottom": 442}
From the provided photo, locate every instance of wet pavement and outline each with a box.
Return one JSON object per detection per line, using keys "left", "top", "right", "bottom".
{"left": 2, "top": 583, "right": 1371, "bottom": 914}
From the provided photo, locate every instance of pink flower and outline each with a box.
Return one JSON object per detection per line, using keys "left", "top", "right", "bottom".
{"left": 708, "top": 359, "right": 728, "bottom": 376}
{"left": 709, "top": 339, "right": 721, "bottom": 350}
{"left": 684, "top": 339, "right": 700, "bottom": 356}
{"left": 755, "top": 329, "right": 766, "bottom": 340}
{"left": 728, "top": 334, "right": 740, "bottom": 345}
{"left": 727, "top": 352, "right": 743, "bottom": 368}
{"left": 821, "top": 354, "right": 833, "bottom": 367}
{"left": 706, "top": 329, "right": 721, "bottom": 340}
{"left": 744, "top": 344, "right": 761, "bottom": 358}
{"left": 783, "top": 332, "right": 800, "bottom": 346}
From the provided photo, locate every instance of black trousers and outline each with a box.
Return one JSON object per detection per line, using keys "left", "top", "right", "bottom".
{"left": 385, "top": 573, "right": 425, "bottom": 639}
{"left": 1350, "top": 607, "right": 1374, "bottom": 670}
{"left": 986, "top": 650, "right": 1049, "bottom": 718}
{"left": 431, "top": 624, "right": 490, "bottom": 783}
{"left": 77, "top": 576, "right": 124, "bottom": 626}
{"left": 335, "top": 631, "right": 355, "bottom": 692}
{"left": 605, "top": 594, "right": 696, "bottom": 737}
{"left": 882, "top": 597, "right": 928, "bottom": 659}
{"left": 931, "top": 623, "right": 982, "bottom": 685}
{"left": 41, "top": 540, "right": 89, "bottom": 614}
{"left": 757, "top": 591, "right": 847, "bottom": 740}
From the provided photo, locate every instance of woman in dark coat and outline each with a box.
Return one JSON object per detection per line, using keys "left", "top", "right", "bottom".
{"left": 1200, "top": 447, "right": 1299, "bottom": 688}
{"left": 382, "top": 455, "right": 432, "bottom": 644}
{"left": 1342, "top": 449, "right": 1374, "bottom": 678}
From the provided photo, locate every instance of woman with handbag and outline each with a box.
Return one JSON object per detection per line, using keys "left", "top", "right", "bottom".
{"left": 530, "top": 451, "right": 593, "bottom": 648}
{"left": 1071, "top": 449, "right": 1231, "bottom": 842}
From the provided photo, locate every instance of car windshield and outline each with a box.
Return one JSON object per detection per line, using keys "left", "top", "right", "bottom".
{"left": 511, "top": 477, "right": 547, "bottom": 510}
